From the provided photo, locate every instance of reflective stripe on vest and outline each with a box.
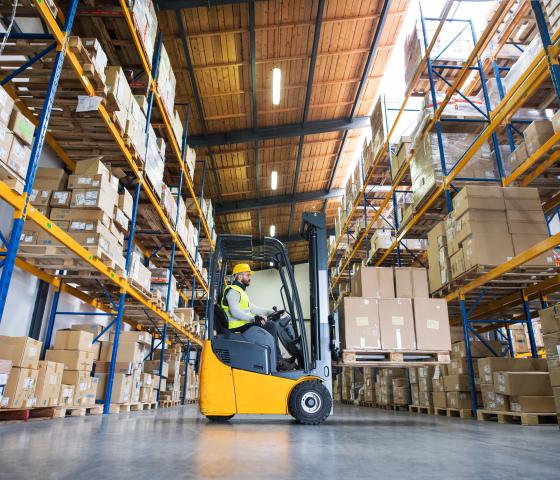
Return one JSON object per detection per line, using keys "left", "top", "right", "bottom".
{"left": 221, "top": 284, "right": 251, "bottom": 329}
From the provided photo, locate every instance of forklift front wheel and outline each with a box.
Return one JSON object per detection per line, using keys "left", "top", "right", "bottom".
{"left": 289, "top": 380, "right": 331, "bottom": 425}
{"left": 206, "top": 415, "right": 235, "bottom": 422}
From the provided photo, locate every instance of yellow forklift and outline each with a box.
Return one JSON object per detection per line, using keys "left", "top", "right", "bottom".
{"left": 198, "top": 212, "right": 334, "bottom": 424}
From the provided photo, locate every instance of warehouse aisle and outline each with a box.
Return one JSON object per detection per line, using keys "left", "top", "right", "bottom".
{"left": 1, "top": 404, "right": 559, "bottom": 479}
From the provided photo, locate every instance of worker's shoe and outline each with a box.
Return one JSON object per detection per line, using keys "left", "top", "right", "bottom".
{"left": 277, "top": 358, "right": 297, "bottom": 371}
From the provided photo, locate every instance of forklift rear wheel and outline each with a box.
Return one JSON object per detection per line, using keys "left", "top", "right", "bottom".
{"left": 206, "top": 415, "right": 235, "bottom": 422}
{"left": 289, "top": 380, "right": 331, "bottom": 425}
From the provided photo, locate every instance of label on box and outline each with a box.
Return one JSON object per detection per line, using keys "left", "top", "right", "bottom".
{"left": 434, "top": 366, "right": 441, "bottom": 379}
{"left": 49, "top": 374, "right": 58, "bottom": 385}
{"left": 0, "top": 396, "right": 8, "bottom": 407}
{"left": 79, "top": 382, "right": 88, "bottom": 391}
{"left": 78, "top": 177, "right": 93, "bottom": 185}
{"left": 391, "top": 316, "right": 404, "bottom": 326}
{"left": 25, "top": 397, "right": 36, "bottom": 407}
{"left": 76, "top": 95, "right": 102, "bottom": 112}
{"left": 355, "top": 316, "right": 369, "bottom": 327}
{"left": 0, "top": 373, "right": 7, "bottom": 384}
{"left": 427, "top": 319, "right": 439, "bottom": 330}
{"left": 396, "top": 329, "right": 402, "bottom": 349}
{"left": 63, "top": 388, "right": 72, "bottom": 397}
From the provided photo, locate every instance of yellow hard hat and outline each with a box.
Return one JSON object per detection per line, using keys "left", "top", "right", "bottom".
{"left": 232, "top": 263, "right": 253, "bottom": 275}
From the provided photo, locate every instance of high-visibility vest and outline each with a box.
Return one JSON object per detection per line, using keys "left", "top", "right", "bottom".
{"left": 221, "top": 284, "right": 251, "bottom": 329}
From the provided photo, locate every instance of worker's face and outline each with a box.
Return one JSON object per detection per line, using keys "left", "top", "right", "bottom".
{"left": 237, "top": 271, "right": 252, "bottom": 286}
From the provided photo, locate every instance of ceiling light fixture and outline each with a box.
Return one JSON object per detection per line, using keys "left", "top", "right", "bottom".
{"left": 270, "top": 225, "right": 276, "bottom": 237}
{"left": 272, "top": 67, "right": 281, "bottom": 105}
{"left": 271, "top": 171, "right": 278, "bottom": 190}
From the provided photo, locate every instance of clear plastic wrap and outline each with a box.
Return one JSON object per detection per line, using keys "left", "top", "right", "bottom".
{"left": 503, "top": 35, "right": 543, "bottom": 93}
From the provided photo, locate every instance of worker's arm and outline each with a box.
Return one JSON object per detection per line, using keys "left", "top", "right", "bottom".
{"left": 225, "top": 289, "right": 254, "bottom": 321}
{"left": 250, "top": 303, "right": 275, "bottom": 317}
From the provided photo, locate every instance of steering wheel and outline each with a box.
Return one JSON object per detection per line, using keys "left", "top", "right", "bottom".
{"left": 267, "top": 309, "right": 285, "bottom": 322}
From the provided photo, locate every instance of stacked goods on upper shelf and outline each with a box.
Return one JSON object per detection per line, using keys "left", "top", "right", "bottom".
{"left": 0, "top": 336, "right": 42, "bottom": 408}
{"left": 45, "top": 329, "right": 98, "bottom": 407}
{"left": 154, "top": 345, "right": 181, "bottom": 402}
{"left": 129, "top": 0, "right": 158, "bottom": 64}
{"left": 403, "top": 17, "right": 472, "bottom": 91}
{"left": 391, "top": 135, "right": 412, "bottom": 179}
{"left": 182, "top": 363, "right": 199, "bottom": 402}
{"left": 366, "top": 229, "right": 427, "bottom": 262}
{"left": 68, "top": 37, "right": 108, "bottom": 87}
{"left": 426, "top": 185, "right": 556, "bottom": 293}
{"left": 174, "top": 307, "right": 203, "bottom": 335}
{"left": 375, "top": 368, "right": 409, "bottom": 407}
{"left": 477, "top": 356, "right": 551, "bottom": 413}
{"left": 541, "top": 0, "right": 560, "bottom": 37}
{"left": 186, "top": 195, "right": 217, "bottom": 249}
{"left": 0, "top": 86, "right": 36, "bottom": 194}
{"left": 96, "top": 330, "right": 156, "bottom": 405}
{"left": 150, "top": 267, "right": 179, "bottom": 312}
{"left": 503, "top": 34, "right": 543, "bottom": 94}
{"left": 156, "top": 43, "right": 177, "bottom": 120}
{"left": 338, "top": 266, "right": 451, "bottom": 352}
{"left": 539, "top": 304, "right": 560, "bottom": 418}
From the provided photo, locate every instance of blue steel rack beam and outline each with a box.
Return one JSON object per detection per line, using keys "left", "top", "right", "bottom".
{"left": 0, "top": 0, "right": 79, "bottom": 324}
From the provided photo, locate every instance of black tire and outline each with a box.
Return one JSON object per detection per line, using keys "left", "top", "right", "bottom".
{"left": 206, "top": 415, "right": 234, "bottom": 422}
{"left": 289, "top": 380, "right": 331, "bottom": 425}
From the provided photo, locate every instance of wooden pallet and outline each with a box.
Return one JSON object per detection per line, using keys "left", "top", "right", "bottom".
{"left": 340, "top": 349, "right": 450, "bottom": 367}
{"left": 340, "top": 399, "right": 356, "bottom": 406}
{"left": 376, "top": 404, "right": 410, "bottom": 412}
{"left": 0, "top": 404, "right": 103, "bottom": 421}
{"left": 358, "top": 401, "right": 377, "bottom": 408}
{"left": 409, "top": 404, "right": 434, "bottom": 415}
{"left": 477, "top": 409, "right": 558, "bottom": 426}
{"left": 159, "top": 400, "right": 181, "bottom": 408}
{"left": 433, "top": 407, "right": 472, "bottom": 419}
{"left": 0, "top": 161, "right": 24, "bottom": 194}
{"left": 108, "top": 403, "right": 141, "bottom": 413}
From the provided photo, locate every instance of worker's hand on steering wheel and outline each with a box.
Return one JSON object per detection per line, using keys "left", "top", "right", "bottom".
{"left": 254, "top": 315, "right": 266, "bottom": 326}
{"left": 267, "top": 309, "right": 285, "bottom": 322}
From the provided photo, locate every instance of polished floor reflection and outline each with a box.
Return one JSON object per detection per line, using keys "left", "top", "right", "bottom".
{"left": 1, "top": 403, "right": 559, "bottom": 479}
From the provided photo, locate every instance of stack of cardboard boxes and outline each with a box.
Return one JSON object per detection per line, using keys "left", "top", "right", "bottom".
{"left": 0, "top": 85, "right": 35, "bottom": 193}
{"left": 539, "top": 304, "right": 560, "bottom": 418}
{"left": 375, "top": 368, "right": 408, "bottom": 406}
{"left": 427, "top": 185, "right": 555, "bottom": 292}
{"left": 0, "top": 336, "right": 42, "bottom": 408}
{"left": 45, "top": 329, "right": 97, "bottom": 407}
{"left": 154, "top": 346, "right": 182, "bottom": 402}
{"left": 410, "top": 365, "right": 439, "bottom": 408}
{"left": 360, "top": 368, "right": 375, "bottom": 403}
{"left": 129, "top": 0, "right": 158, "bottom": 64}
{"left": 95, "top": 331, "right": 153, "bottom": 405}
{"left": 477, "top": 356, "right": 551, "bottom": 413}
{"left": 150, "top": 267, "right": 179, "bottom": 312}
{"left": 339, "top": 266, "right": 451, "bottom": 352}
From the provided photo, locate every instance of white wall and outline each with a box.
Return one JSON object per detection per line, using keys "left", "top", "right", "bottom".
{"left": 248, "top": 263, "right": 310, "bottom": 319}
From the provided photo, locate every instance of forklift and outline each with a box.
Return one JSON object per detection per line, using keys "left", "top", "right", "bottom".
{"left": 198, "top": 212, "right": 334, "bottom": 424}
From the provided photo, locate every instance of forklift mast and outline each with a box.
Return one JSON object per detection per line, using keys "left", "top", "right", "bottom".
{"left": 300, "top": 212, "right": 332, "bottom": 396}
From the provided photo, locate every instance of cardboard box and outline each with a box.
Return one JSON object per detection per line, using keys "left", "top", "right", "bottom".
{"left": 0, "top": 85, "right": 15, "bottom": 125}
{"left": 100, "top": 341, "right": 143, "bottom": 365}
{"left": 62, "top": 370, "right": 92, "bottom": 406}
{"left": 443, "top": 374, "right": 474, "bottom": 392}
{"left": 0, "top": 336, "right": 42, "bottom": 369}
{"left": 0, "top": 359, "right": 11, "bottom": 388}
{"left": 53, "top": 329, "right": 94, "bottom": 352}
{"left": 67, "top": 173, "right": 115, "bottom": 191}
{"left": 34, "top": 361, "right": 64, "bottom": 407}
{"left": 0, "top": 125, "right": 13, "bottom": 166}
{"left": 109, "top": 330, "right": 152, "bottom": 346}
{"left": 543, "top": 332, "right": 560, "bottom": 369}
{"left": 58, "top": 384, "right": 74, "bottom": 407}
{"left": 452, "top": 340, "right": 505, "bottom": 358}
{"left": 432, "top": 391, "right": 447, "bottom": 409}
{"left": 93, "top": 360, "right": 134, "bottom": 375}
{"left": 351, "top": 266, "right": 394, "bottom": 298}
{"left": 394, "top": 267, "right": 429, "bottom": 298}
{"left": 462, "top": 232, "right": 515, "bottom": 269}
{"left": 523, "top": 119, "right": 554, "bottom": 155}
{"left": 450, "top": 249, "right": 466, "bottom": 279}
{"left": 70, "top": 187, "right": 117, "bottom": 216}
{"left": 503, "top": 186, "right": 543, "bottom": 211}
{"left": 3, "top": 367, "right": 38, "bottom": 408}
{"left": 74, "top": 157, "right": 110, "bottom": 177}
{"left": 7, "top": 136, "right": 31, "bottom": 178}
{"left": 510, "top": 395, "right": 555, "bottom": 413}
{"left": 450, "top": 358, "right": 479, "bottom": 376}
{"left": 8, "top": 109, "right": 35, "bottom": 145}
{"left": 480, "top": 383, "right": 509, "bottom": 411}
{"left": 119, "top": 189, "right": 133, "bottom": 219}
{"left": 144, "top": 360, "right": 168, "bottom": 379}
{"left": 379, "top": 298, "right": 416, "bottom": 350}
{"left": 446, "top": 391, "right": 472, "bottom": 409}
{"left": 50, "top": 191, "right": 71, "bottom": 208}
{"left": 412, "top": 298, "right": 451, "bottom": 351}
{"left": 339, "top": 297, "right": 381, "bottom": 349}
{"left": 454, "top": 210, "right": 509, "bottom": 245}
{"left": 50, "top": 208, "right": 111, "bottom": 228}
{"left": 493, "top": 371, "right": 552, "bottom": 396}
{"left": 453, "top": 185, "right": 505, "bottom": 219}
{"left": 45, "top": 349, "right": 95, "bottom": 371}
{"left": 539, "top": 304, "right": 560, "bottom": 334}
{"left": 511, "top": 233, "right": 555, "bottom": 266}
{"left": 35, "top": 167, "right": 68, "bottom": 190}
{"left": 477, "top": 357, "right": 549, "bottom": 384}
{"left": 505, "top": 209, "right": 548, "bottom": 235}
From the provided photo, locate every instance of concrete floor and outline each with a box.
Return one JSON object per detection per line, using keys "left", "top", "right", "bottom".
{"left": 0, "top": 404, "right": 559, "bottom": 479}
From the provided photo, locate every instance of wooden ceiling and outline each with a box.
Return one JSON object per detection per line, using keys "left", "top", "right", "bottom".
{"left": 158, "top": 0, "right": 409, "bottom": 262}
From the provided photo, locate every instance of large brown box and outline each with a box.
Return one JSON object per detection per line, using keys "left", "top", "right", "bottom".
{"left": 543, "top": 333, "right": 560, "bottom": 369}
{"left": 509, "top": 395, "right": 555, "bottom": 413}
{"left": 53, "top": 329, "right": 94, "bottom": 352}
{"left": 493, "top": 371, "right": 552, "bottom": 396}
{"left": 50, "top": 208, "right": 111, "bottom": 228}
{"left": 3, "top": 367, "right": 38, "bottom": 408}
{"left": 505, "top": 209, "right": 548, "bottom": 235}
{"left": 144, "top": 360, "right": 169, "bottom": 379}
{"left": 35, "top": 361, "right": 64, "bottom": 407}
{"left": 339, "top": 297, "right": 381, "bottom": 349}
{"left": 446, "top": 391, "right": 472, "bottom": 409}
{"left": 351, "top": 266, "right": 394, "bottom": 298}
{"left": 477, "top": 357, "right": 549, "bottom": 384}
{"left": 45, "top": 349, "right": 94, "bottom": 371}
{"left": 462, "top": 232, "right": 515, "bottom": 269}
{"left": 394, "top": 267, "right": 429, "bottom": 298}
{"left": 550, "top": 366, "right": 560, "bottom": 387}
{"left": 412, "top": 297, "right": 451, "bottom": 351}
{"left": 523, "top": 119, "right": 554, "bottom": 155}
{"left": 452, "top": 340, "right": 504, "bottom": 358}
{"left": 378, "top": 298, "right": 415, "bottom": 350}
{"left": 511, "top": 233, "right": 555, "bottom": 266}
{"left": 443, "top": 374, "right": 474, "bottom": 392}
{"left": 0, "top": 336, "right": 42, "bottom": 369}
{"left": 540, "top": 304, "right": 560, "bottom": 334}
{"left": 74, "top": 157, "right": 110, "bottom": 176}
{"left": 109, "top": 330, "right": 152, "bottom": 346}
{"left": 432, "top": 391, "right": 447, "bottom": 409}
{"left": 480, "top": 384, "right": 509, "bottom": 411}
{"left": 100, "top": 341, "right": 143, "bottom": 365}
{"left": 58, "top": 384, "right": 74, "bottom": 407}
{"left": 503, "top": 186, "right": 543, "bottom": 211}
{"left": 62, "top": 370, "right": 93, "bottom": 406}
{"left": 35, "top": 167, "right": 68, "bottom": 190}
{"left": 454, "top": 209, "right": 509, "bottom": 245}
{"left": 453, "top": 185, "right": 505, "bottom": 219}
{"left": 93, "top": 360, "right": 134, "bottom": 375}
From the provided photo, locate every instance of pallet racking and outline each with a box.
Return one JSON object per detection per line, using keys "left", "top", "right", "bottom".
{"left": 328, "top": 0, "right": 560, "bottom": 413}
{"left": 0, "top": 0, "right": 210, "bottom": 412}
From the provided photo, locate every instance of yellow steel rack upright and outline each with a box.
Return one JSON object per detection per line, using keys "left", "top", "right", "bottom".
{"left": 0, "top": 0, "right": 212, "bottom": 412}
{"left": 328, "top": 0, "right": 560, "bottom": 414}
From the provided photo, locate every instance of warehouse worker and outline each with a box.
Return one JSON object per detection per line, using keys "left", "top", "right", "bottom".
{"left": 221, "top": 263, "right": 296, "bottom": 371}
